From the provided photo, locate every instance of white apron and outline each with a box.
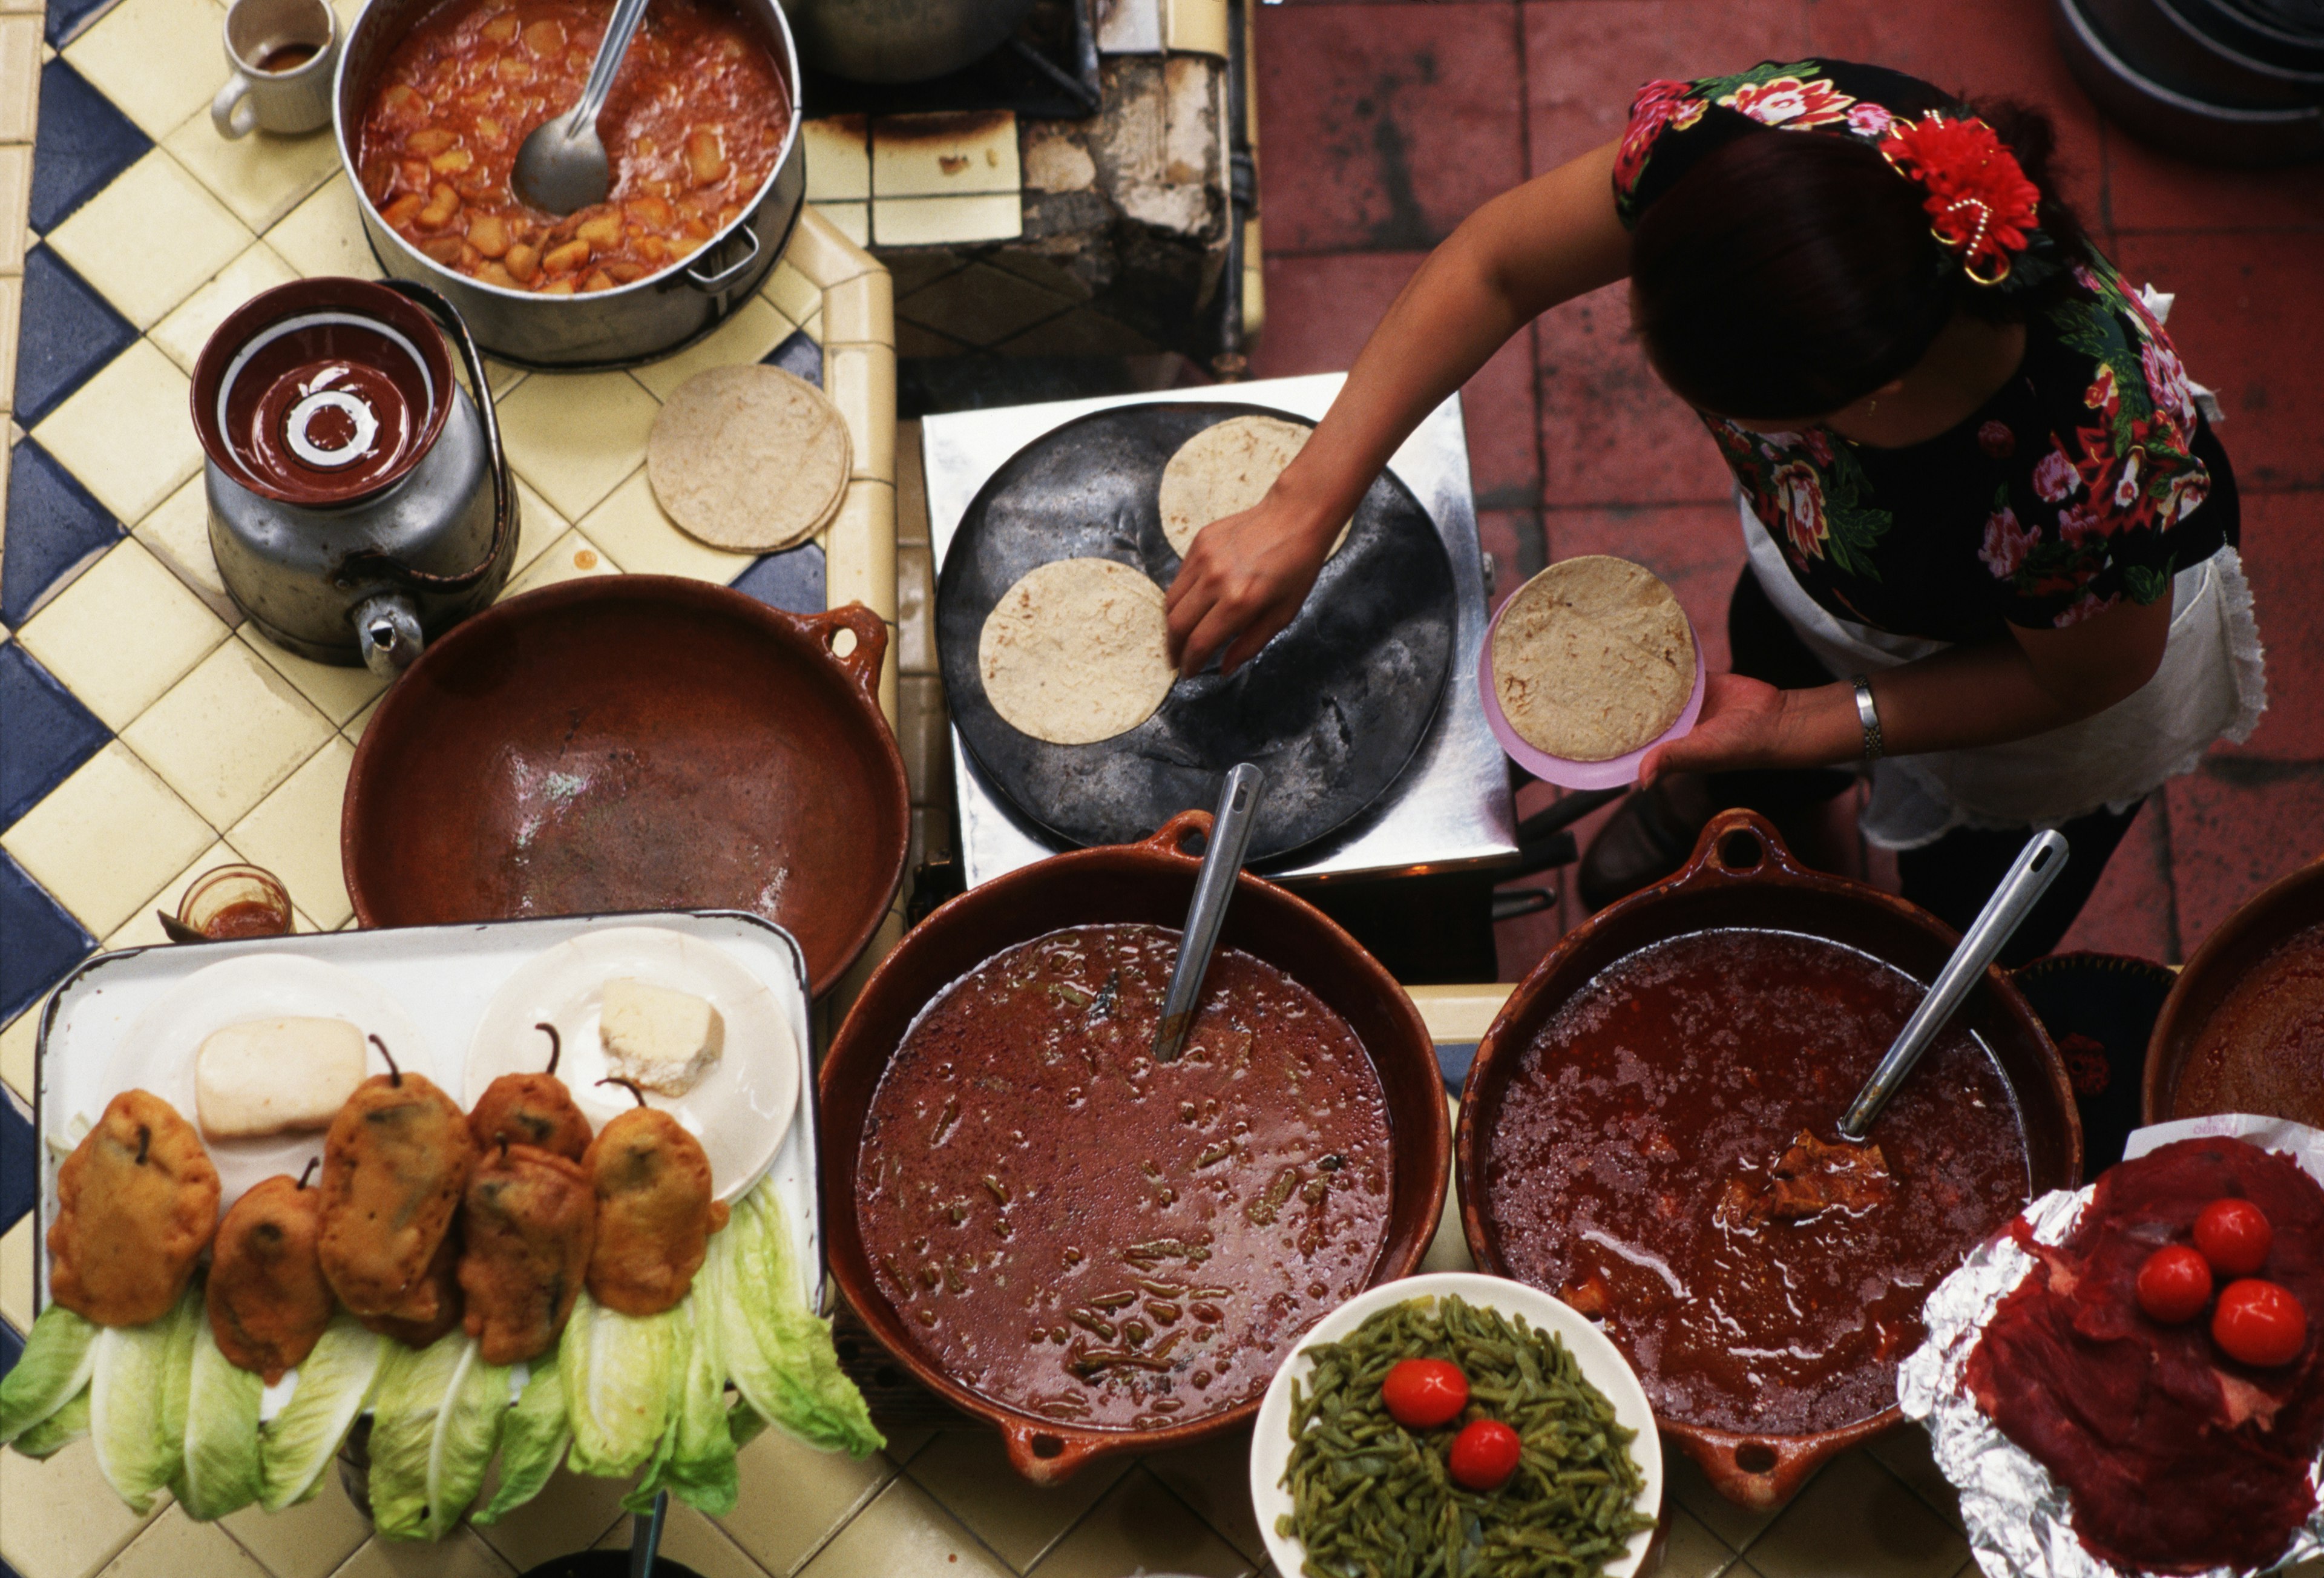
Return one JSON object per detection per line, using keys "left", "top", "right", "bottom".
{"left": 1738, "top": 498, "right": 2266, "bottom": 850}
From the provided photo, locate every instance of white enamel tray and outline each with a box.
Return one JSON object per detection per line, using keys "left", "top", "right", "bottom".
{"left": 31, "top": 910, "right": 821, "bottom": 1315}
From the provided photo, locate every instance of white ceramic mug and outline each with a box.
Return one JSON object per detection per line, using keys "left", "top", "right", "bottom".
{"left": 212, "top": 0, "right": 338, "bottom": 138}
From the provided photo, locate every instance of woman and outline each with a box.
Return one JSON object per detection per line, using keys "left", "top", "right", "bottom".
{"left": 1165, "top": 59, "right": 2262, "bottom": 961}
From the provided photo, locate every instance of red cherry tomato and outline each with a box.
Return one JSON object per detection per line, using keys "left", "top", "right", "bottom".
{"left": 2135, "top": 1244, "right": 2213, "bottom": 1324}
{"left": 2194, "top": 1198, "right": 2273, "bottom": 1277}
{"left": 2213, "top": 1278, "right": 2309, "bottom": 1368}
{"left": 1447, "top": 1418, "right": 1523, "bottom": 1491}
{"left": 1380, "top": 1358, "right": 1469, "bottom": 1429}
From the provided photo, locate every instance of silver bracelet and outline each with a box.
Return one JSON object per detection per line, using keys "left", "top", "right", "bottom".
{"left": 1852, "top": 674, "right": 1884, "bottom": 761}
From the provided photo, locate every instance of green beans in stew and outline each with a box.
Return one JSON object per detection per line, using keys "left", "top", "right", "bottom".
{"left": 1277, "top": 1295, "right": 1656, "bottom": 1578}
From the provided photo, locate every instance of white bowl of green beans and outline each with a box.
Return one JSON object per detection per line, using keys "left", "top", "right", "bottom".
{"left": 1250, "top": 1271, "right": 1663, "bottom": 1578}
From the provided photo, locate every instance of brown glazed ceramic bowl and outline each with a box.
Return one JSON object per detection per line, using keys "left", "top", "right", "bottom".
{"left": 2145, "top": 853, "right": 2324, "bottom": 1125}
{"left": 819, "top": 810, "right": 1452, "bottom": 1484}
{"left": 343, "top": 575, "right": 907, "bottom": 996}
{"left": 1457, "top": 809, "right": 2081, "bottom": 1511}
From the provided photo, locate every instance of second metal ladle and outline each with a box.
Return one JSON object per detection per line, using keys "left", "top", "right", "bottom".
{"left": 1152, "top": 764, "right": 1265, "bottom": 1065}
{"left": 512, "top": 0, "right": 652, "bottom": 215}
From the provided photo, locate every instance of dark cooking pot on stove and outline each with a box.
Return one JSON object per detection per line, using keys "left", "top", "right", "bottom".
{"left": 191, "top": 277, "right": 516, "bottom": 675}
{"left": 1457, "top": 809, "right": 2081, "bottom": 1512}
{"left": 332, "top": 0, "right": 804, "bottom": 369}
{"left": 819, "top": 810, "right": 1452, "bottom": 1484}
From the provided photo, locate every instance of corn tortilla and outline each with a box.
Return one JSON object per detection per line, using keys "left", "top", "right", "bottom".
{"left": 646, "top": 365, "right": 852, "bottom": 552}
{"left": 979, "top": 558, "right": 1177, "bottom": 746}
{"left": 1491, "top": 556, "right": 1695, "bottom": 762}
{"left": 1158, "top": 415, "right": 1349, "bottom": 561}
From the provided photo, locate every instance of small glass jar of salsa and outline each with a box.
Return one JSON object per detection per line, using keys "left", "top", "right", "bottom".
{"left": 178, "top": 864, "right": 295, "bottom": 941}
{"left": 356, "top": 0, "right": 790, "bottom": 295}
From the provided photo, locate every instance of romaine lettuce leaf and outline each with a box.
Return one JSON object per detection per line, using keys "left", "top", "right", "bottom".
{"left": 625, "top": 1287, "right": 738, "bottom": 1517}
{"left": 473, "top": 1350, "right": 569, "bottom": 1524}
{"left": 89, "top": 1286, "right": 200, "bottom": 1514}
{"left": 715, "top": 1183, "right": 881, "bottom": 1459}
{"left": 563, "top": 1290, "right": 678, "bottom": 1479}
{"left": 259, "top": 1315, "right": 387, "bottom": 1511}
{"left": 180, "top": 1313, "right": 264, "bottom": 1519}
{"left": 368, "top": 1333, "right": 512, "bottom": 1540}
{"left": 13, "top": 1386, "right": 90, "bottom": 1459}
{"left": 0, "top": 1303, "right": 100, "bottom": 1445}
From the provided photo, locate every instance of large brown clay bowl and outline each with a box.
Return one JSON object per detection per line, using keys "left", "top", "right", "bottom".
{"left": 1457, "top": 809, "right": 2081, "bottom": 1512}
{"left": 2145, "top": 852, "right": 2324, "bottom": 1125}
{"left": 343, "top": 576, "right": 907, "bottom": 996}
{"left": 819, "top": 810, "right": 1452, "bottom": 1485}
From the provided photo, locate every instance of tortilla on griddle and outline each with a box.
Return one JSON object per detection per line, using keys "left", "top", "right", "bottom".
{"left": 646, "top": 365, "right": 851, "bottom": 552}
{"left": 1491, "top": 556, "right": 1695, "bottom": 762}
{"left": 979, "top": 558, "right": 1175, "bottom": 746}
{"left": 1158, "top": 415, "right": 1348, "bottom": 561}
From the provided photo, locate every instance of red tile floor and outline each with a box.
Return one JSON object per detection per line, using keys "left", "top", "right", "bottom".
{"left": 1245, "top": 0, "right": 2324, "bottom": 978}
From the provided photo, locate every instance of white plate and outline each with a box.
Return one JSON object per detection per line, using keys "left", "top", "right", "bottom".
{"left": 1250, "top": 1271, "right": 1663, "bottom": 1578}
{"left": 102, "top": 953, "right": 436, "bottom": 1213}
{"left": 465, "top": 925, "right": 798, "bottom": 1202}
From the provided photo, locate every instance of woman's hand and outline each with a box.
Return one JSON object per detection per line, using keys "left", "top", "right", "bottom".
{"left": 1639, "top": 674, "right": 1799, "bottom": 783}
{"left": 1164, "top": 499, "right": 1336, "bottom": 677}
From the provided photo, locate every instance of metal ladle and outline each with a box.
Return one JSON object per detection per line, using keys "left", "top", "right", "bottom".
{"left": 1837, "top": 829, "right": 2070, "bottom": 1140}
{"left": 1152, "top": 763, "right": 1265, "bottom": 1065}
{"left": 512, "top": 0, "right": 652, "bottom": 215}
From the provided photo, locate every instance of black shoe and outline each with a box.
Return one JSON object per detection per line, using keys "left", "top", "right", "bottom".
{"left": 1577, "top": 776, "right": 1712, "bottom": 912}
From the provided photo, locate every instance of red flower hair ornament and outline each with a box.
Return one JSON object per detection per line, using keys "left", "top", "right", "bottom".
{"left": 1876, "top": 112, "right": 2041, "bottom": 286}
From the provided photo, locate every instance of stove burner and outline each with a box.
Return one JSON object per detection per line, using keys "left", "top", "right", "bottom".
{"left": 285, "top": 387, "right": 380, "bottom": 468}
{"left": 800, "top": 0, "right": 1099, "bottom": 119}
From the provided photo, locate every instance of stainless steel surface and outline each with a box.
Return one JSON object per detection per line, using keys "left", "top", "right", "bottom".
{"left": 332, "top": 0, "right": 806, "bottom": 369}
{"left": 513, "top": 0, "right": 652, "bottom": 214}
{"left": 355, "top": 591, "right": 424, "bottom": 674}
{"left": 785, "top": 0, "right": 1038, "bottom": 83}
{"left": 925, "top": 373, "right": 1519, "bottom": 889}
{"left": 1839, "top": 830, "right": 2072, "bottom": 1140}
{"left": 1153, "top": 763, "right": 1264, "bottom": 1064}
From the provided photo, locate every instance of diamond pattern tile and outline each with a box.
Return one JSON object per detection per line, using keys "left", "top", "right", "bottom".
{"left": 0, "top": 642, "right": 109, "bottom": 827}
{"left": 26, "top": 58, "right": 148, "bottom": 234}
{"left": 42, "top": 0, "right": 116, "bottom": 47}
{"left": 0, "top": 850, "right": 93, "bottom": 1025}
{"left": 1, "top": 1090, "right": 33, "bottom": 1233}
{"left": 732, "top": 540, "right": 827, "bottom": 614}
{"left": 1, "top": 438, "right": 123, "bottom": 628}
{"left": 11, "top": 246, "right": 137, "bottom": 430}
{"left": 765, "top": 326, "right": 824, "bottom": 387}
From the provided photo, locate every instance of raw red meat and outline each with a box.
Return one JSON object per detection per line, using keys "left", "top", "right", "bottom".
{"left": 1965, "top": 1137, "right": 2324, "bottom": 1574}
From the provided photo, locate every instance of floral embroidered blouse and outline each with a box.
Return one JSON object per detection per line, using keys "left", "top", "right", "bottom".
{"left": 1615, "top": 59, "right": 2238, "bottom": 645}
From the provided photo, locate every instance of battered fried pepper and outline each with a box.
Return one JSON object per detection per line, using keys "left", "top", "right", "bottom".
{"left": 317, "top": 1038, "right": 477, "bottom": 1320}
{"left": 458, "top": 1139, "right": 596, "bottom": 1364}
{"left": 49, "top": 1090, "right": 221, "bottom": 1327}
{"left": 582, "top": 1081, "right": 729, "bottom": 1316}
{"left": 206, "top": 1161, "right": 333, "bottom": 1382}
{"left": 358, "top": 1226, "right": 465, "bottom": 1347}
{"left": 467, "top": 1024, "right": 592, "bottom": 1163}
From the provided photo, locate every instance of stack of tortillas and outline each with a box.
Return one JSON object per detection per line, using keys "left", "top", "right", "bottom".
{"left": 1158, "top": 415, "right": 1350, "bottom": 559}
{"left": 646, "top": 365, "right": 852, "bottom": 552}
{"left": 979, "top": 558, "right": 1177, "bottom": 746}
{"left": 1490, "top": 556, "right": 1696, "bottom": 763}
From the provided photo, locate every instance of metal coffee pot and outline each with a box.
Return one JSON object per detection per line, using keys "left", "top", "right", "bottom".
{"left": 191, "top": 277, "right": 517, "bottom": 676}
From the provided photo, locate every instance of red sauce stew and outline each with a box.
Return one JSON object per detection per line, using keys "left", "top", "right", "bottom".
{"left": 1968, "top": 1137, "right": 2324, "bottom": 1573}
{"left": 1485, "top": 929, "right": 2029, "bottom": 1435}
{"left": 2173, "top": 922, "right": 2324, "bottom": 1128}
{"left": 855, "top": 924, "right": 1394, "bottom": 1430}
{"left": 200, "top": 898, "right": 291, "bottom": 939}
{"left": 357, "top": 0, "right": 787, "bottom": 294}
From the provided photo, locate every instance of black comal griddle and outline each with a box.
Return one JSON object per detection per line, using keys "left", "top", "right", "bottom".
{"left": 934, "top": 402, "right": 1457, "bottom": 866}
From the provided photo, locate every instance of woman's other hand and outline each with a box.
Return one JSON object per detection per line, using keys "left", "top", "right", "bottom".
{"left": 1164, "top": 498, "right": 1338, "bottom": 677}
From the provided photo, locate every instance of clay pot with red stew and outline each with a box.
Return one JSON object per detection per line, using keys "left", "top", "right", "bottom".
{"left": 819, "top": 811, "right": 1452, "bottom": 1484}
{"left": 1458, "top": 810, "right": 2081, "bottom": 1511}
{"left": 2145, "top": 852, "right": 2324, "bottom": 1129}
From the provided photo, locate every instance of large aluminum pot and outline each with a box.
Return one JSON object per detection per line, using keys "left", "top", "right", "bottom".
{"left": 332, "top": 0, "right": 807, "bottom": 370}
{"left": 785, "top": 0, "right": 1037, "bottom": 83}
{"left": 1457, "top": 809, "right": 2082, "bottom": 1512}
{"left": 819, "top": 809, "right": 1453, "bottom": 1485}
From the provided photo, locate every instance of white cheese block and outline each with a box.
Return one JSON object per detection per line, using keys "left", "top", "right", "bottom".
{"left": 599, "top": 979, "right": 726, "bottom": 1096}
{"left": 195, "top": 1016, "right": 368, "bottom": 1139}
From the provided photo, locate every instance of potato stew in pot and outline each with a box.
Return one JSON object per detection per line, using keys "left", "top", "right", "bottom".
{"left": 356, "top": 0, "right": 789, "bottom": 295}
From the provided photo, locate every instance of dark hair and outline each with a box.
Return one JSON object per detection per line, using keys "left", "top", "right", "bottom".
{"left": 1629, "top": 100, "right": 2090, "bottom": 421}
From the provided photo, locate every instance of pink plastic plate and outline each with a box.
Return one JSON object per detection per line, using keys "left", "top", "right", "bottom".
{"left": 1477, "top": 596, "right": 1707, "bottom": 791}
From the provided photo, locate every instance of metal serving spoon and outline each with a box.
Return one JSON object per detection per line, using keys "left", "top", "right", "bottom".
{"left": 512, "top": 0, "right": 652, "bottom": 215}
{"left": 1837, "top": 828, "right": 2070, "bottom": 1140}
{"left": 1152, "top": 763, "right": 1266, "bottom": 1065}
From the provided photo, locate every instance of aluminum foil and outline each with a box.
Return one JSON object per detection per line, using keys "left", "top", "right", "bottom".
{"left": 1899, "top": 1115, "right": 2324, "bottom": 1578}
